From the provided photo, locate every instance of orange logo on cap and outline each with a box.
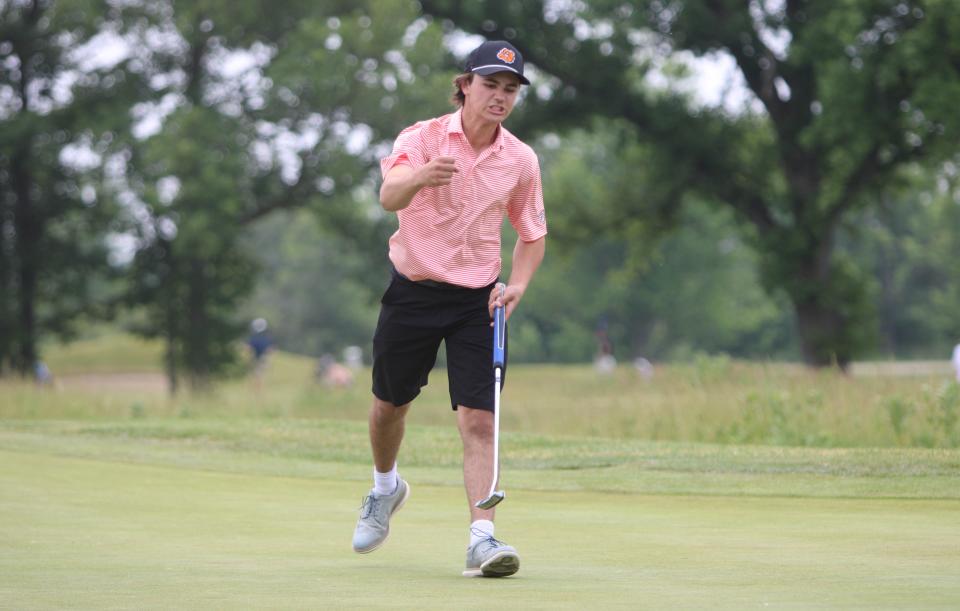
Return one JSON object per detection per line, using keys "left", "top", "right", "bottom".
{"left": 496, "top": 48, "right": 516, "bottom": 64}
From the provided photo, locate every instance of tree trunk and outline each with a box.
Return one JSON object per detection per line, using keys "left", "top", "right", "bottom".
{"left": 0, "top": 202, "right": 12, "bottom": 375}
{"left": 12, "top": 148, "right": 40, "bottom": 376}
{"left": 161, "top": 239, "right": 179, "bottom": 396}
{"left": 186, "top": 258, "right": 210, "bottom": 390}
{"left": 794, "top": 298, "right": 846, "bottom": 369}
{"left": 786, "top": 228, "right": 861, "bottom": 370}
{"left": 164, "top": 306, "right": 179, "bottom": 397}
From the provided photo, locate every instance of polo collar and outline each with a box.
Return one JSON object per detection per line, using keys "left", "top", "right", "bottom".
{"left": 449, "top": 109, "right": 505, "bottom": 152}
{"left": 448, "top": 109, "right": 465, "bottom": 135}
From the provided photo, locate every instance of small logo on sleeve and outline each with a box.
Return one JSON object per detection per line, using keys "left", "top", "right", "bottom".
{"left": 537, "top": 210, "right": 546, "bottom": 225}
{"left": 496, "top": 48, "right": 516, "bottom": 64}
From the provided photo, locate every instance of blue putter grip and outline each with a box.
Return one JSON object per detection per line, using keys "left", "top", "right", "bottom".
{"left": 493, "top": 305, "right": 505, "bottom": 369}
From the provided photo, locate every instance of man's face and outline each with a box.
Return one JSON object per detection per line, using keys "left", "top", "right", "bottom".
{"left": 462, "top": 72, "right": 522, "bottom": 123}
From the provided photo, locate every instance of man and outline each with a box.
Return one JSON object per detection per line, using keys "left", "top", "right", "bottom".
{"left": 247, "top": 318, "right": 273, "bottom": 392}
{"left": 351, "top": 39, "right": 547, "bottom": 578}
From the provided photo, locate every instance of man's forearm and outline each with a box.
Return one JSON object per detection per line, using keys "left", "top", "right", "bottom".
{"left": 379, "top": 167, "right": 422, "bottom": 212}
{"left": 380, "top": 157, "right": 458, "bottom": 212}
{"left": 508, "top": 236, "right": 546, "bottom": 293}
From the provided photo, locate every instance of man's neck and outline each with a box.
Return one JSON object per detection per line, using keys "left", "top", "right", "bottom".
{"left": 460, "top": 109, "right": 499, "bottom": 154}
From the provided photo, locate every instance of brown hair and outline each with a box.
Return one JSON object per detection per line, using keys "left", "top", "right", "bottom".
{"left": 451, "top": 72, "right": 473, "bottom": 107}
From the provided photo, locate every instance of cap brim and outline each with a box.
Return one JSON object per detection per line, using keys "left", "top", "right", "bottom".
{"left": 472, "top": 66, "right": 530, "bottom": 85}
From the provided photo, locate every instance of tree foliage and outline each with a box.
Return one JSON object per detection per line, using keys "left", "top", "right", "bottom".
{"left": 5, "top": 1, "right": 960, "bottom": 380}
{"left": 115, "top": 0, "right": 291, "bottom": 390}
{"left": 419, "top": 0, "right": 960, "bottom": 367}
{"left": 116, "top": 0, "right": 456, "bottom": 389}
{"left": 125, "top": 107, "right": 259, "bottom": 390}
{"left": 239, "top": 209, "right": 381, "bottom": 360}
{"left": 507, "top": 124, "right": 795, "bottom": 362}
{"left": 844, "top": 162, "right": 960, "bottom": 357}
{"left": 0, "top": 0, "right": 157, "bottom": 375}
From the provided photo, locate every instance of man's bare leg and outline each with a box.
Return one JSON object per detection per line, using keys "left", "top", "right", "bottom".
{"left": 458, "top": 405, "right": 519, "bottom": 576}
{"left": 370, "top": 397, "right": 409, "bottom": 472}
{"left": 457, "top": 406, "right": 496, "bottom": 522}
{"left": 352, "top": 397, "right": 411, "bottom": 554}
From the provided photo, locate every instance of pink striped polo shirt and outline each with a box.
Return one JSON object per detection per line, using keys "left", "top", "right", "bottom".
{"left": 380, "top": 109, "right": 547, "bottom": 289}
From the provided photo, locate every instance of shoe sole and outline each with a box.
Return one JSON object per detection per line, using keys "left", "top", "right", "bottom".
{"left": 462, "top": 551, "right": 520, "bottom": 578}
{"left": 353, "top": 482, "right": 411, "bottom": 554}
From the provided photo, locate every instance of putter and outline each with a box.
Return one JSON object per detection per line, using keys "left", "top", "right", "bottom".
{"left": 476, "top": 285, "right": 506, "bottom": 510}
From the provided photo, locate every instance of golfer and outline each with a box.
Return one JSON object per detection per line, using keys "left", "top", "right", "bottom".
{"left": 351, "top": 39, "right": 547, "bottom": 578}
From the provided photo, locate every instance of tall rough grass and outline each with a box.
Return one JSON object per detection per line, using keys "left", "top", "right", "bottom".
{"left": 496, "top": 357, "right": 960, "bottom": 448}
{"left": 3, "top": 351, "right": 958, "bottom": 449}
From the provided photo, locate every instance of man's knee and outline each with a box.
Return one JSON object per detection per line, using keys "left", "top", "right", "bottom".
{"left": 371, "top": 397, "right": 409, "bottom": 423}
{"left": 458, "top": 406, "right": 494, "bottom": 441}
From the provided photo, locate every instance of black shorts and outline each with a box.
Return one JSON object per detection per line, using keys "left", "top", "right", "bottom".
{"left": 372, "top": 270, "right": 507, "bottom": 411}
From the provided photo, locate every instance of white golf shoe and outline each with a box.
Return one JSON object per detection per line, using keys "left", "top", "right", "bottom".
{"left": 352, "top": 478, "right": 410, "bottom": 554}
{"left": 462, "top": 532, "right": 520, "bottom": 577}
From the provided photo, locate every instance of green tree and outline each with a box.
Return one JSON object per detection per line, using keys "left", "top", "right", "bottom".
{"left": 505, "top": 126, "right": 793, "bottom": 363}
{"left": 845, "top": 162, "right": 960, "bottom": 357}
{"left": 125, "top": 108, "right": 258, "bottom": 391}
{"left": 115, "top": 0, "right": 316, "bottom": 391}
{"left": 0, "top": 0, "right": 155, "bottom": 375}
{"left": 924, "top": 172, "right": 960, "bottom": 350}
{"left": 119, "top": 1, "right": 451, "bottom": 389}
{"left": 258, "top": 0, "right": 456, "bottom": 239}
{"left": 240, "top": 209, "right": 381, "bottom": 359}
{"left": 420, "top": 0, "right": 960, "bottom": 367}
{"left": 229, "top": 1, "right": 460, "bottom": 358}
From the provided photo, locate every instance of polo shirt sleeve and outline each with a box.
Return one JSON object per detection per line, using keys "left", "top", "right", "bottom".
{"left": 507, "top": 150, "right": 548, "bottom": 243}
{"left": 380, "top": 122, "right": 428, "bottom": 178}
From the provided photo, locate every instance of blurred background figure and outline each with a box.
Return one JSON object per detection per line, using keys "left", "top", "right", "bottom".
{"left": 633, "top": 357, "right": 654, "bottom": 381}
{"left": 952, "top": 342, "right": 960, "bottom": 383}
{"left": 343, "top": 346, "right": 363, "bottom": 370}
{"left": 594, "top": 315, "right": 616, "bottom": 374}
{"left": 315, "top": 353, "right": 354, "bottom": 388}
{"left": 34, "top": 360, "right": 53, "bottom": 386}
{"left": 247, "top": 318, "right": 273, "bottom": 391}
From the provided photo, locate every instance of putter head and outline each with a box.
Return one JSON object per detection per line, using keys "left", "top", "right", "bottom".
{"left": 475, "top": 491, "right": 505, "bottom": 509}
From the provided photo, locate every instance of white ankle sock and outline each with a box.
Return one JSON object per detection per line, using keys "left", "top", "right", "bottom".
{"left": 470, "top": 520, "right": 495, "bottom": 546}
{"left": 373, "top": 465, "right": 398, "bottom": 496}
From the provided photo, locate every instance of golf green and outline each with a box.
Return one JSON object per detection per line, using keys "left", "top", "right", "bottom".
{"left": 2, "top": 449, "right": 958, "bottom": 609}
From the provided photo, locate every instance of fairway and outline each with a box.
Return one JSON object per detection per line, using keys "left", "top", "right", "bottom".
{"left": 3, "top": 449, "right": 958, "bottom": 610}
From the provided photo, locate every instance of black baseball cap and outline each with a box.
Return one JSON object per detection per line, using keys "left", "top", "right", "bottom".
{"left": 464, "top": 40, "right": 530, "bottom": 85}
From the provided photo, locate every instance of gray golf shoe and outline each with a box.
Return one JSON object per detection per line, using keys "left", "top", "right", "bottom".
{"left": 462, "top": 531, "right": 520, "bottom": 577}
{"left": 352, "top": 478, "right": 410, "bottom": 554}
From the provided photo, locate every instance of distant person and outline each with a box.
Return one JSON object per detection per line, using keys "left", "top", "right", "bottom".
{"left": 343, "top": 345, "right": 363, "bottom": 370}
{"left": 315, "top": 353, "right": 354, "bottom": 388}
{"left": 247, "top": 318, "right": 273, "bottom": 390}
{"left": 351, "top": 38, "right": 546, "bottom": 579}
{"left": 34, "top": 360, "right": 53, "bottom": 386}
{"left": 952, "top": 342, "right": 960, "bottom": 383}
{"left": 633, "top": 356, "right": 654, "bottom": 380}
{"left": 594, "top": 316, "right": 616, "bottom": 374}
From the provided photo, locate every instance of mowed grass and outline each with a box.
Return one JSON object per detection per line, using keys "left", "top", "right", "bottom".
{"left": 2, "top": 450, "right": 959, "bottom": 610}
{"left": 2, "top": 333, "right": 960, "bottom": 608}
